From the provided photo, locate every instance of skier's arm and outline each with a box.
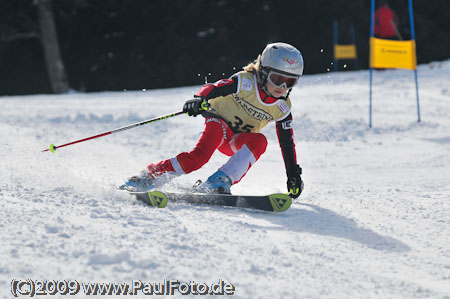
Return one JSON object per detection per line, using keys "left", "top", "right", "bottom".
{"left": 276, "top": 113, "right": 303, "bottom": 198}
{"left": 183, "top": 76, "right": 239, "bottom": 116}
{"left": 276, "top": 113, "right": 297, "bottom": 170}
{"left": 196, "top": 76, "right": 239, "bottom": 99}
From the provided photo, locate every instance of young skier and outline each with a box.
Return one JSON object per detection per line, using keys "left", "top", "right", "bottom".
{"left": 120, "top": 42, "right": 304, "bottom": 198}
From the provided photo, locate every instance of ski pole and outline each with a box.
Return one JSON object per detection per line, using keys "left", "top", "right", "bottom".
{"left": 42, "top": 110, "right": 185, "bottom": 153}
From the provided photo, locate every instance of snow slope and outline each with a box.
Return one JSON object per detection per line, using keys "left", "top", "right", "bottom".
{"left": 1, "top": 61, "right": 449, "bottom": 298}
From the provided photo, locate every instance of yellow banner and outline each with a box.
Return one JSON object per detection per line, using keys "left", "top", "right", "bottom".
{"left": 370, "top": 37, "right": 417, "bottom": 70}
{"left": 334, "top": 44, "right": 357, "bottom": 59}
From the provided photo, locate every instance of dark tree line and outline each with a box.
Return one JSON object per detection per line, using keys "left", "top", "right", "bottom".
{"left": 0, "top": 0, "right": 448, "bottom": 95}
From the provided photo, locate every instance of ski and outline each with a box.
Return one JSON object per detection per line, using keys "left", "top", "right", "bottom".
{"left": 131, "top": 190, "right": 292, "bottom": 212}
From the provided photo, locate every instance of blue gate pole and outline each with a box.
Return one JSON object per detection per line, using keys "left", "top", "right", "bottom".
{"left": 414, "top": 70, "right": 420, "bottom": 122}
{"left": 369, "top": 0, "right": 376, "bottom": 127}
{"left": 350, "top": 24, "right": 359, "bottom": 70}
{"left": 333, "top": 20, "right": 338, "bottom": 72}
{"left": 370, "top": 69, "right": 373, "bottom": 127}
{"left": 408, "top": 0, "right": 421, "bottom": 122}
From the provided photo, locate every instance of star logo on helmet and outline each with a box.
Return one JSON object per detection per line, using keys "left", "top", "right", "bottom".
{"left": 283, "top": 57, "right": 297, "bottom": 65}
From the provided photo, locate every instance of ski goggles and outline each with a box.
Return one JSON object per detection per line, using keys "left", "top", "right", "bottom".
{"left": 267, "top": 70, "right": 299, "bottom": 89}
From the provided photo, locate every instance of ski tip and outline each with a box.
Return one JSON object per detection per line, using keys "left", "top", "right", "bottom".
{"left": 146, "top": 190, "right": 168, "bottom": 208}
{"left": 268, "top": 193, "right": 292, "bottom": 212}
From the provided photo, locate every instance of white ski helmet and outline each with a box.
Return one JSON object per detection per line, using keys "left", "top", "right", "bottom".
{"left": 260, "top": 42, "right": 304, "bottom": 83}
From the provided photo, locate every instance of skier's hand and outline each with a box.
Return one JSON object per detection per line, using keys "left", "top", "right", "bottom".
{"left": 183, "top": 96, "right": 209, "bottom": 117}
{"left": 287, "top": 164, "right": 303, "bottom": 199}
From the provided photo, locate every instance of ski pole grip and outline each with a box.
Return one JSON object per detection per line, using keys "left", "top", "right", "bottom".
{"left": 200, "top": 101, "right": 209, "bottom": 111}
{"left": 49, "top": 144, "right": 57, "bottom": 153}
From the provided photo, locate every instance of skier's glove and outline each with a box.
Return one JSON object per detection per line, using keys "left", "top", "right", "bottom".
{"left": 286, "top": 164, "right": 304, "bottom": 199}
{"left": 183, "top": 96, "right": 209, "bottom": 117}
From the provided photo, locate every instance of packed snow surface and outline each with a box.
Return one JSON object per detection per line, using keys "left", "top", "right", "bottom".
{"left": 1, "top": 61, "right": 449, "bottom": 298}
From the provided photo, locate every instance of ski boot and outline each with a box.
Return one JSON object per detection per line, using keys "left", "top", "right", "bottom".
{"left": 118, "top": 170, "right": 158, "bottom": 192}
{"left": 196, "top": 170, "right": 232, "bottom": 194}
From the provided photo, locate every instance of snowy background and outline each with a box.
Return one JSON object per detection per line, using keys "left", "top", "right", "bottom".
{"left": 1, "top": 61, "right": 449, "bottom": 298}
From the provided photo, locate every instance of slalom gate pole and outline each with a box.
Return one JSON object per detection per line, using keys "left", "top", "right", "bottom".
{"left": 408, "top": 0, "right": 421, "bottom": 122}
{"left": 369, "top": 0, "right": 376, "bottom": 128}
{"left": 333, "top": 20, "right": 338, "bottom": 72}
{"left": 42, "top": 110, "right": 185, "bottom": 153}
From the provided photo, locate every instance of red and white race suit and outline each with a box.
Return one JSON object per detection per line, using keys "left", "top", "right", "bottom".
{"left": 147, "top": 71, "right": 298, "bottom": 185}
